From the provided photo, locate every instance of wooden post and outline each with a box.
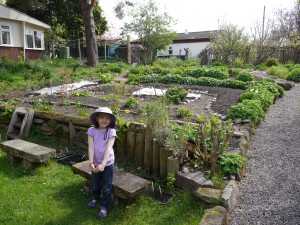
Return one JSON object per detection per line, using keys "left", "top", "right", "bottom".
{"left": 144, "top": 126, "right": 153, "bottom": 171}
{"left": 115, "top": 138, "right": 126, "bottom": 158}
{"left": 159, "top": 145, "right": 174, "bottom": 179}
{"left": 152, "top": 138, "right": 160, "bottom": 176}
{"left": 135, "top": 127, "right": 145, "bottom": 167}
{"left": 127, "top": 35, "right": 131, "bottom": 64}
{"left": 126, "top": 130, "right": 135, "bottom": 161}
{"left": 167, "top": 156, "right": 179, "bottom": 175}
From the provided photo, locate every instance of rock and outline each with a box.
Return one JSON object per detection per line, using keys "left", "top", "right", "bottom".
{"left": 221, "top": 115, "right": 227, "bottom": 120}
{"left": 194, "top": 187, "right": 221, "bottom": 204}
{"left": 202, "top": 180, "right": 214, "bottom": 188}
{"left": 241, "top": 119, "right": 251, "bottom": 123}
{"left": 198, "top": 206, "right": 227, "bottom": 225}
{"left": 276, "top": 81, "right": 295, "bottom": 90}
{"left": 182, "top": 166, "right": 189, "bottom": 173}
{"left": 232, "top": 131, "right": 244, "bottom": 137}
{"left": 221, "top": 180, "right": 240, "bottom": 211}
{"left": 176, "top": 170, "right": 208, "bottom": 192}
{"left": 233, "top": 118, "right": 242, "bottom": 124}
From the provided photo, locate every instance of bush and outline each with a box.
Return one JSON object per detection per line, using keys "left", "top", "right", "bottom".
{"left": 236, "top": 71, "right": 254, "bottom": 82}
{"left": 265, "top": 58, "right": 279, "bottom": 67}
{"left": 287, "top": 68, "right": 300, "bottom": 82}
{"left": 217, "top": 153, "right": 248, "bottom": 176}
{"left": 239, "top": 88, "right": 275, "bottom": 110}
{"left": 125, "top": 95, "right": 138, "bottom": 108}
{"left": 266, "top": 66, "right": 289, "bottom": 79}
{"left": 96, "top": 72, "right": 114, "bottom": 83}
{"left": 247, "top": 80, "right": 285, "bottom": 98}
{"left": 165, "top": 87, "right": 188, "bottom": 104}
{"left": 177, "top": 107, "right": 194, "bottom": 120}
{"left": 226, "top": 99, "right": 264, "bottom": 125}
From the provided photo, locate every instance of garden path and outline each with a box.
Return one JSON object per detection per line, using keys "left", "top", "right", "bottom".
{"left": 228, "top": 83, "right": 300, "bottom": 225}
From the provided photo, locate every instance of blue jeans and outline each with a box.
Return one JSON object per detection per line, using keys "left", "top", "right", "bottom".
{"left": 91, "top": 164, "right": 114, "bottom": 210}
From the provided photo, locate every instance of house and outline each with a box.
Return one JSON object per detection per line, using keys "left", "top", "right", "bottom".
{"left": 0, "top": 4, "right": 50, "bottom": 61}
{"left": 157, "top": 30, "right": 219, "bottom": 59}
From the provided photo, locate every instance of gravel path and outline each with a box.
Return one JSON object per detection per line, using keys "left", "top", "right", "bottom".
{"left": 228, "top": 83, "right": 300, "bottom": 225}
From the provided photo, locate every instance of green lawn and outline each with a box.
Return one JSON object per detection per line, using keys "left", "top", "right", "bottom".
{"left": 0, "top": 150, "right": 204, "bottom": 225}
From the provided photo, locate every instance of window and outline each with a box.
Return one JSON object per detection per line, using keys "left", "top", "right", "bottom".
{"left": 25, "top": 29, "right": 42, "bottom": 49}
{"left": 168, "top": 46, "right": 173, "bottom": 55}
{"left": 0, "top": 25, "right": 11, "bottom": 45}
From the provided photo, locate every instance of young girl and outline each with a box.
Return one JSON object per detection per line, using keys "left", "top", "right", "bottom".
{"left": 87, "top": 107, "right": 117, "bottom": 219}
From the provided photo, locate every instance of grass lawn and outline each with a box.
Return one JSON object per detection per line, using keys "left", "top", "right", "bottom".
{"left": 0, "top": 150, "right": 204, "bottom": 225}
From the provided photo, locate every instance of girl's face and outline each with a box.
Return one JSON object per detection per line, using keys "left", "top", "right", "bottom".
{"left": 96, "top": 113, "right": 111, "bottom": 129}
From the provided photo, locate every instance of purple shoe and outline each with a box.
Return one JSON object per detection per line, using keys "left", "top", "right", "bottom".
{"left": 88, "top": 200, "right": 97, "bottom": 209}
{"left": 98, "top": 209, "right": 107, "bottom": 219}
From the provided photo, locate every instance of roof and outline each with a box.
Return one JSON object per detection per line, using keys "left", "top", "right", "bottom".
{"left": 174, "top": 30, "right": 219, "bottom": 40}
{"left": 0, "top": 4, "right": 50, "bottom": 29}
{"left": 131, "top": 30, "right": 219, "bottom": 44}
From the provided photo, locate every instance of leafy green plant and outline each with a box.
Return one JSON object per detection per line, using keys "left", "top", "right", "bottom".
{"left": 59, "top": 99, "right": 71, "bottom": 106}
{"left": 1, "top": 105, "right": 14, "bottom": 117}
{"left": 165, "top": 87, "right": 188, "bottom": 104}
{"left": 125, "top": 95, "right": 138, "bottom": 108}
{"left": 177, "top": 107, "right": 194, "bottom": 121}
{"left": 74, "top": 101, "right": 89, "bottom": 117}
{"left": 236, "top": 71, "right": 254, "bottom": 82}
{"left": 209, "top": 115, "right": 233, "bottom": 176}
{"left": 227, "top": 99, "right": 264, "bottom": 125}
{"left": 96, "top": 72, "right": 114, "bottom": 83}
{"left": 287, "top": 68, "right": 300, "bottom": 82}
{"left": 166, "top": 172, "right": 176, "bottom": 192}
{"left": 217, "top": 152, "right": 248, "bottom": 176}
{"left": 265, "top": 58, "right": 279, "bottom": 67}
{"left": 266, "top": 66, "right": 289, "bottom": 79}
{"left": 33, "top": 98, "right": 53, "bottom": 111}
{"left": 116, "top": 116, "right": 130, "bottom": 142}
{"left": 239, "top": 87, "right": 275, "bottom": 111}
{"left": 138, "top": 100, "right": 171, "bottom": 144}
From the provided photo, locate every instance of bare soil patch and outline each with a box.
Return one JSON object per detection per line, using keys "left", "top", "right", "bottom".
{"left": 1, "top": 83, "right": 244, "bottom": 122}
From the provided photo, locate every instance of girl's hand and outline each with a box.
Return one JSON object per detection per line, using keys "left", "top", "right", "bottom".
{"left": 89, "top": 163, "right": 98, "bottom": 173}
{"left": 96, "top": 163, "right": 105, "bottom": 172}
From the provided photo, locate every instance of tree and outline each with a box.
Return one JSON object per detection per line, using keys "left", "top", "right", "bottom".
{"left": 116, "top": 0, "right": 177, "bottom": 64}
{"left": 274, "top": 1, "right": 300, "bottom": 47}
{"left": 211, "top": 23, "right": 249, "bottom": 65}
{"left": 80, "top": 0, "right": 98, "bottom": 67}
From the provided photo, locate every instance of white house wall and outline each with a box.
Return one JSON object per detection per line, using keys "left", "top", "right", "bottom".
{"left": 157, "top": 42, "right": 210, "bottom": 58}
{"left": 0, "top": 18, "right": 46, "bottom": 49}
{"left": 0, "top": 18, "right": 22, "bottom": 47}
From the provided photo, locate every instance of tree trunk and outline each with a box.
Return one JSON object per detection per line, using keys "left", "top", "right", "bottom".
{"left": 81, "top": 0, "right": 98, "bottom": 67}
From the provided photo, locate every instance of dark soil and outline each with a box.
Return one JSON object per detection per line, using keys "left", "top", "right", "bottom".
{"left": 1, "top": 83, "right": 243, "bottom": 121}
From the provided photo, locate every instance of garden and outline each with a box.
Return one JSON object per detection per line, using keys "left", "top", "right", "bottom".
{"left": 0, "top": 56, "right": 299, "bottom": 224}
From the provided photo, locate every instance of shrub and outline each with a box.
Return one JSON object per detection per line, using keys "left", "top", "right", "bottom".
{"left": 233, "top": 58, "right": 244, "bottom": 68}
{"left": 266, "top": 66, "right": 289, "bottom": 79}
{"left": 165, "top": 87, "right": 188, "bottom": 104}
{"left": 220, "top": 79, "right": 247, "bottom": 89}
{"left": 125, "top": 95, "right": 138, "bottom": 108}
{"left": 177, "top": 107, "right": 194, "bottom": 120}
{"left": 217, "top": 153, "right": 248, "bottom": 176}
{"left": 226, "top": 99, "right": 264, "bottom": 125}
{"left": 108, "top": 64, "right": 122, "bottom": 73}
{"left": 239, "top": 88, "right": 275, "bottom": 110}
{"left": 247, "top": 81, "right": 284, "bottom": 98}
{"left": 287, "top": 68, "right": 300, "bottom": 82}
{"left": 265, "top": 58, "right": 279, "bottom": 67}
{"left": 96, "top": 72, "right": 114, "bottom": 83}
{"left": 236, "top": 71, "right": 254, "bottom": 82}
